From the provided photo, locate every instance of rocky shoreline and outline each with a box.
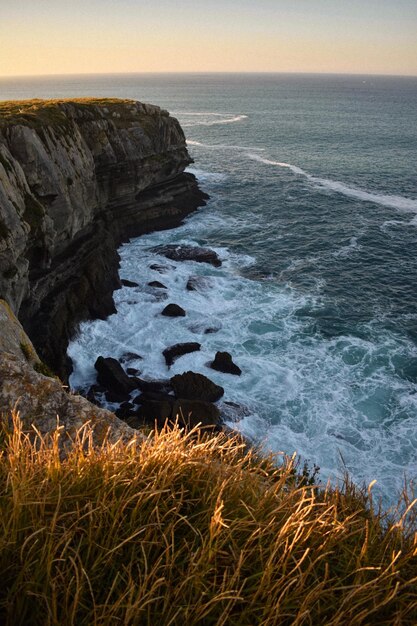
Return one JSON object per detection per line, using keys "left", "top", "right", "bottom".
{"left": 84, "top": 244, "right": 244, "bottom": 433}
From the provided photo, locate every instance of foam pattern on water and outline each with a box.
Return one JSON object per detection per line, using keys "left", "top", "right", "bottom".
{"left": 69, "top": 175, "right": 417, "bottom": 507}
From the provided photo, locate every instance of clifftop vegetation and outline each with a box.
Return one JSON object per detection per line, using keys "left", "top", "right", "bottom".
{"left": 0, "top": 98, "right": 136, "bottom": 127}
{"left": 0, "top": 415, "right": 416, "bottom": 625}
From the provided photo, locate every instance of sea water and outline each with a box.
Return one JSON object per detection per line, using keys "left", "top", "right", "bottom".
{"left": 2, "top": 73, "right": 416, "bottom": 505}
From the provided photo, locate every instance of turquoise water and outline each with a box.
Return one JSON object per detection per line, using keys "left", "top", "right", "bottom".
{"left": 2, "top": 73, "right": 417, "bottom": 504}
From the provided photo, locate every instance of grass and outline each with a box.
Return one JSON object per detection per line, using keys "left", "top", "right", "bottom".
{"left": 0, "top": 98, "right": 154, "bottom": 132}
{"left": 19, "top": 341, "right": 33, "bottom": 360}
{"left": 0, "top": 413, "right": 416, "bottom": 625}
{"left": 33, "top": 360, "right": 57, "bottom": 378}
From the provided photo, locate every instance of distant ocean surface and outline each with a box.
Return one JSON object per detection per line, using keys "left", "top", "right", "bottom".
{"left": 2, "top": 73, "right": 416, "bottom": 505}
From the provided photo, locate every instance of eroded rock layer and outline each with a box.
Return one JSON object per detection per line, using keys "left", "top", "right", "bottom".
{"left": 0, "top": 99, "right": 208, "bottom": 378}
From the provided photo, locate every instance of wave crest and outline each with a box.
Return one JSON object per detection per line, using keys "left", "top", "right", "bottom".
{"left": 246, "top": 153, "right": 417, "bottom": 213}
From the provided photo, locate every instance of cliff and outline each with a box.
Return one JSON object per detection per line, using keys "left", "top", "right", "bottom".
{"left": 0, "top": 98, "right": 207, "bottom": 379}
{"left": 0, "top": 298, "right": 137, "bottom": 443}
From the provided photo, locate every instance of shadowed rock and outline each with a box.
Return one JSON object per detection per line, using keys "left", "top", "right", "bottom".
{"left": 136, "top": 399, "right": 173, "bottom": 425}
{"left": 132, "top": 378, "right": 173, "bottom": 394}
{"left": 115, "top": 402, "right": 136, "bottom": 419}
{"left": 161, "top": 303, "right": 186, "bottom": 317}
{"left": 105, "top": 389, "right": 131, "bottom": 404}
{"left": 210, "top": 351, "right": 242, "bottom": 376}
{"left": 163, "top": 342, "right": 201, "bottom": 367}
{"left": 170, "top": 371, "right": 224, "bottom": 403}
{"left": 119, "top": 352, "right": 143, "bottom": 364}
{"left": 149, "top": 263, "right": 174, "bottom": 273}
{"left": 148, "top": 280, "right": 167, "bottom": 289}
{"left": 134, "top": 391, "right": 175, "bottom": 405}
{"left": 126, "top": 367, "right": 140, "bottom": 376}
{"left": 121, "top": 279, "right": 139, "bottom": 288}
{"left": 95, "top": 356, "right": 137, "bottom": 395}
{"left": 172, "top": 399, "right": 221, "bottom": 430}
{"left": 152, "top": 244, "right": 222, "bottom": 267}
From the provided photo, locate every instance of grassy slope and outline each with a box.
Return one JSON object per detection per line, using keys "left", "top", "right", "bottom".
{"left": 0, "top": 414, "right": 416, "bottom": 625}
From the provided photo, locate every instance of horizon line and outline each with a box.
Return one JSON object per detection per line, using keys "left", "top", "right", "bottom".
{"left": 1, "top": 70, "right": 417, "bottom": 80}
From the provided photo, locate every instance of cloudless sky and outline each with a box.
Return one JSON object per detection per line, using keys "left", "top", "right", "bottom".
{"left": 1, "top": 0, "right": 416, "bottom": 76}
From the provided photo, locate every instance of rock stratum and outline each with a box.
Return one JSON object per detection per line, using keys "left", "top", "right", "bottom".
{"left": 0, "top": 98, "right": 208, "bottom": 380}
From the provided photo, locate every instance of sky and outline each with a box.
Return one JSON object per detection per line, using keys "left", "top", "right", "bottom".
{"left": 0, "top": 0, "right": 416, "bottom": 77}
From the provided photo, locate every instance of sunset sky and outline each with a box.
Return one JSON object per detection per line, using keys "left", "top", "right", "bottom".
{"left": 1, "top": 0, "right": 416, "bottom": 77}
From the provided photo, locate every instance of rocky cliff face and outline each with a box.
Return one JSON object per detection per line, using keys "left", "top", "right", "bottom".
{"left": 0, "top": 99, "right": 207, "bottom": 379}
{"left": 0, "top": 298, "right": 138, "bottom": 443}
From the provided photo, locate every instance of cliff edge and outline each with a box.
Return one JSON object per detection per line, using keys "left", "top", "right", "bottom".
{"left": 0, "top": 98, "right": 207, "bottom": 379}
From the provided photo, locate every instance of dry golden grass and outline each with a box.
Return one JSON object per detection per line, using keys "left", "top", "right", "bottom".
{"left": 0, "top": 412, "right": 416, "bottom": 625}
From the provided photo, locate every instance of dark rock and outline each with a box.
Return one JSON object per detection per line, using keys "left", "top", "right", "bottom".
{"left": 152, "top": 244, "right": 222, "bottom": 267}
{"left": 105, "top": 389, "right": 131, "bottom": 404}
{"left": 186, "top": 276, "right": 212, "bottom": 291}
{"left": 94, "top": 356, "right": 137, "bottom": 394}
{"left": 163, "top": 342, "right": 201, "bottom": 367}
{"left": 188, "top": 322, "right": 221, "bottom": 335}
{"left": 121, "top": 279, "right": 139, "bottom": 288}
{"left": 150, "top": 263, "right": 174, "bottom": 273}
{"left": 170, "top": 371, "right": 224, "bottom": 402}
{"left": 221, "top": 401, "right": 252, "bottom": 421}
{"left": 115, "top": 402, "right": 136, "bottom": 419}
{"left": 134, "top": 391, "right": 175, "bottom": 405}
{"left": 132, "top": 378, "right": 173, "bottom": 394}
{"left": 86, "top": 385, "right": 102, "bottom": 406}
{"left": 148, "top": 280, "right": 167, "bottom": 289}
{"left": 119, "top": 352, "right": 143, "bottom": 364}
{"left": 172, "top": 399, "right": 221, "bottom": 430}
{"left": 87, "top": 383, "right": 106, "bottom": 395}
{"left": 210, "top": 351, "right": 242, "bottom": 376}
{"left": 126, "top": 367, "right": 140, "bottom": 376}
{"left": 161, "top": 303, "right": 186, "bottom": 317}
{"left": 136, "top": 400, "right": 173, "bottom": 425}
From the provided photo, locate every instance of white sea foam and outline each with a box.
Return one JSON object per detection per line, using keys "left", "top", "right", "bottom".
{"left": 247, "top": 153, "right": 417, "bottom": 213}
{"left": 186, "top": 167, "right": 227, "bottom": 183}
{"left": 183, "top": 114, "right": 248, "bottom": 127}
{"left": 173, "top": 112, "right": 227, "bottom": 117}
{"left": 332, "top": 236, "right": 362, "bottom": 258}
{"left": 68, "top": 209, "right": 417, "bottom": 506}
{"left": 188, "top": 139, "right": 264, "bottom": 151}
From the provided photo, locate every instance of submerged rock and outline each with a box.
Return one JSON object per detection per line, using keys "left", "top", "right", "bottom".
{"left": 210, "top": 351, "right": 242, "bottom": 376}
{"left": 186, "top": 276, "right": 212, "bottom": 291}
{"left": 163, "top": 342, "right": 201, "bottom": 367}
{"left": 170, "top": 371, "right": 224, "bottom": 403}
{"left": 152, "top": 244, "right": 222, "bottom": 267}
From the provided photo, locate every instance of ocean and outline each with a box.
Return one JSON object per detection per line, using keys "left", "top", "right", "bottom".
{"left": 2, "top": 73, "right": 416, "bottom": 505}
